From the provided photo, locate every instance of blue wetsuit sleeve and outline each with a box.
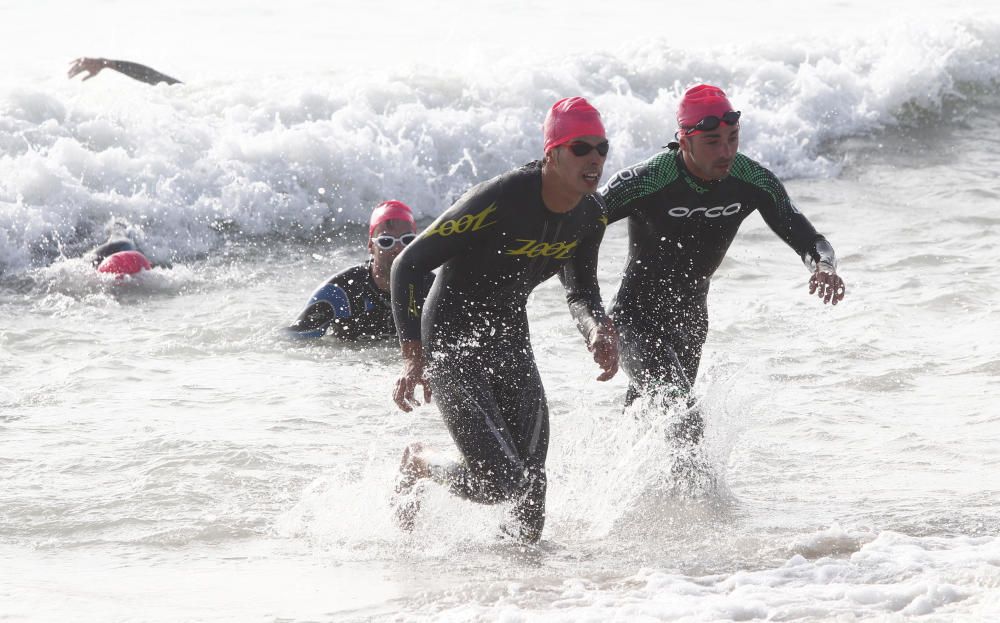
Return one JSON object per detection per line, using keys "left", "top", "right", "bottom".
{"left": 286, "top": 282, "right": 352, "bottom": 339}
{"left": 391, "top": 185, "right": 500, "bottom": 342}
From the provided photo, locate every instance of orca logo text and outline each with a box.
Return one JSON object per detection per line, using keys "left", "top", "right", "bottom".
{"left": 668, "top": 203, "right": 742, "bottom": 218}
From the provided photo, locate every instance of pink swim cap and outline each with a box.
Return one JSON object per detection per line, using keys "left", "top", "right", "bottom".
{"left": 677, "top": 84, "right": 735, "bottom": 131}
{"left": 369, "top": 200, "right": 415, "bottom": 236}
{"left": 97, "top": 250, "right": 151, "bottom": 276}
{"left": 543, "top": 97, "right": 606, "bottom": 153}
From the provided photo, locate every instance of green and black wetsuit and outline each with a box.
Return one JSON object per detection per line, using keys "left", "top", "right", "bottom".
{"left": 391, "top": 161, "right": 608, "bottom": 541}
{"left": 600, "top": 148, "right": 836, "bottom": 426}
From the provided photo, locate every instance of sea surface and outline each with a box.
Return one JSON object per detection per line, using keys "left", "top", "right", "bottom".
{"left": 2, "top": 1, "right": 1000, "bottom": 621}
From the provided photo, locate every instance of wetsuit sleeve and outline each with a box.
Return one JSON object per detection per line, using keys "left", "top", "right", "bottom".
{"left": 559, "top": 216, "right": 609, "bottom": 340}
{"left": 391, "top": 184, "right": 501, "bottom": 342}
{"left": 86, "top": 239, "right": 138, "bottom": 267}
{"left": 421, "top": 272, "right": 436, "bottom": 299}
{"left": 286, "top": 281, "right": 351, "bottom": 339}
{"left": 748, "top": 166, "right": 835, "bottom": 271}
{"left": 105, "top": 60, "right": 182, "bottom": 85}
{"left": 599, "top": 168, "right": 642, "bottom": 225}
{"left": 808, "top": 238, "right": 838, "bottom": 271}
{"left": 600, "top": 152, "right": 680, "bottom": 225}
{"left": 323, "top": 291, "right": 362, "bottom": 340}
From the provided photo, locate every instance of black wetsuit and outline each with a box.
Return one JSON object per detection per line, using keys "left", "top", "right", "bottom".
{"left": 288, "top": 261, "right": 433, "bottom": 341}
{"left": 599, "top": 148, "right": 836, "bottom": 433}
{"left": 104, "top": 60, "right": 182, "bottom": 86}
{"left": 87, "top": 237, "right": 140, "bottom": 267}
{"left": 391, "top": 161, "right": 608, "bottom": 541}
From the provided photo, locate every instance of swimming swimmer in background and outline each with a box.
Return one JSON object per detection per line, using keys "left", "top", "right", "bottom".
{"left": 83, "top": 219, "right": 159, "bottom": 276}
{"left": 86, "top": 233, "right": 143, "bottom": 268}
{"left": 286, "top": 201, "right": 434, "bottom": 341}
{"left": 68, "top": 57, "right": 182, "bottom": 86}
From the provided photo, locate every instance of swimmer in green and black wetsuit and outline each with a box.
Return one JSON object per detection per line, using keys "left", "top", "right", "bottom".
{"left": 390, "top": 97, "right": 619, "bottom": 543}
{"left": 595, "top": 84, "right": 847, "bottom": 443}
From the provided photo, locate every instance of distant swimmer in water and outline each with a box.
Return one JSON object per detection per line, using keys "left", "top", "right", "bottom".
{"left": 84, "top": 220, "right": 157, "bottom": 276}
{"left": 390, "top": 97, "right": 619, "bottom": 543}
{"left": 68, "top": 57, "right": 182, "bottom": 86}
{"left": 286, "top": 201, "right": 434, "bottom": 341}
{"left": 95, "top": 249, "right": 151, "bottom": 276}
{"left": 591, "top": 84, "right": 847, "bottom": 446}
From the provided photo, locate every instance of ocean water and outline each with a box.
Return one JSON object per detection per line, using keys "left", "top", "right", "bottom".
{"left": 2, "top": 1, "right": 1000, "bottom": 621}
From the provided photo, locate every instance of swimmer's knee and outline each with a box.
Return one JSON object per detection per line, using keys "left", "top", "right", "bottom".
{"left": 468, "top": 462, "right": 539, "bottom": 504}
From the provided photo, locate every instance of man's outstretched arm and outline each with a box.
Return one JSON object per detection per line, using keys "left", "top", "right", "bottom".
{"left": 68, "top": 57, "right": 182, "bottom": 86}
{"left": 805, "top": 238, "right": 846, "bottom": 305}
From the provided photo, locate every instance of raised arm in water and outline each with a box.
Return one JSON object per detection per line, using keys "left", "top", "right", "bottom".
{"left": 68, "top": 57, "right": 182, "bottom": 86}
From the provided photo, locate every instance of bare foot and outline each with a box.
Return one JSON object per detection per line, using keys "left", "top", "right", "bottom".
{"left": 392, "top": 442, "right": 431, "bottom": 531}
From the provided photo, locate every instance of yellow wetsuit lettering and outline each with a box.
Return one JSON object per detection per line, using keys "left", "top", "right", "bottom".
{"left": 506, "top": 239, "right": 579, "bottom": 259}
{"left": 407, "top": 284, "right": 419, "bottom": 318}
{"left": 424, "top": 203, "right": 498, "bottom": 238}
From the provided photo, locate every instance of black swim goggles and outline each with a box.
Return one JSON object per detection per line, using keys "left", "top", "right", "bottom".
{"left": 682, "top": 110, "right": 741, "bottom": 135}
{"left": 566, "top": 140, "right": 610, "bottom": 157}
{"left": 371, "top": 233, "right": 416, "bottom": 250}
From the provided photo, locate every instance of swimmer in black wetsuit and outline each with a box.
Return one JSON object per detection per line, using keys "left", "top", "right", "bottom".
{"left": 83, "top": 219, "right": 162, "bottom": 270}
{"left": 86, "top": 235, "right": 141, "bottom": 267}
{"left": 595, "top": 84, "right": 847, "bottom": 442}
{"left": 390, "top": 97, "right": 619, "bottom": 543}
{"left": 287, "top": 201, "right": 434, "bottom": 341}
{"left": 68, "top": 57, "right": 182, "bottom": 86}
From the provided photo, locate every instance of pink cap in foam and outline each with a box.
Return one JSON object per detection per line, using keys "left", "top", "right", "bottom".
{"left": 97, "top": 250, "right": 151, "bottom": 276}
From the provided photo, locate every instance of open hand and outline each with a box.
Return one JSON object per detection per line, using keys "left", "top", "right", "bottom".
{"left": 809, "top": 267, "right": 846, "bottom": 305}
{"left": 393, "top": 342, "right": 432, "bottom": 412}
{"left": 68, "top": 58, "right": 107, "bottom": 81}
{"left": 588, "top": 317, "right": 619, "bottom": 381}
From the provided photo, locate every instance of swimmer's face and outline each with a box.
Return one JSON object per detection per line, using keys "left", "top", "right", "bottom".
{"left": 680, "top": 123, "right": 739, "bottom": 181}
{"left": 368, "top": 219, "right": 417, "bottom": 270}
{"left": 551, "top": 135, "right": 608, "bottom": 195}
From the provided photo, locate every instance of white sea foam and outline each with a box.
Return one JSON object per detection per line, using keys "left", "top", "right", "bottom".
{"left": 2, "top": 17, "right": 999, "bottom": 275}
{"left": 404, "top": 533, "right": 1000, "bottom": 621}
